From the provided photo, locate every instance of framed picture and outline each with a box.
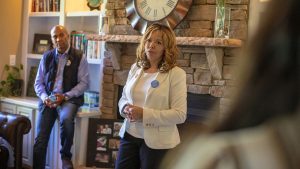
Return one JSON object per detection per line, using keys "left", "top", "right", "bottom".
{"left": 86, "top": 118, "right": 123, "bottom": 168}
{"left": 32, "top": 33, "right": 53, "bottom": 54}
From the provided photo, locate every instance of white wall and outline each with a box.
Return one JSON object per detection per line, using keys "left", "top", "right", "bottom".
{"left": 0, "top": 1, "right": 23, "bottom": 74}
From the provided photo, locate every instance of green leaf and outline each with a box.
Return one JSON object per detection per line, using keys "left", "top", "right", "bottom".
{"left": 0, "top": 64, "right": 23, "bottom": 96}
{"left": 1, "top": 80, "right": 6, "bottom": 85}
{"left": 12, "top": 66, "right": 20, "bottom": 72}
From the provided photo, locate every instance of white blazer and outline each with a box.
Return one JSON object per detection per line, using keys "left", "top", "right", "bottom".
{"left": 118, "top": 63, "right": 187, "bottom": 149}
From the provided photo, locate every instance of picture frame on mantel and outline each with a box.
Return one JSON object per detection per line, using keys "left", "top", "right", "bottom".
{"left": 32, "top": 33, "right": 53, "bottom": 54}
{"left": 86, "top": 118, "right": 123, "bottom": 168}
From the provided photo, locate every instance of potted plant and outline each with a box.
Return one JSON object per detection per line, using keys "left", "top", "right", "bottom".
{"left": 0, "top": 64, "right": 24, "bottom": 97}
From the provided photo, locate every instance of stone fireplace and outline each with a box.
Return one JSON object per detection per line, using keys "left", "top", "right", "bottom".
{"left": 86, "top": 35, "right": 242, "bottom": 121}
{"left": 84, "top": 0, "right": 248, "bottom": 121}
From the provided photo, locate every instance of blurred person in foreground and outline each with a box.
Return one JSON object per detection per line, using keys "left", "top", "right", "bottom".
{"left": 115, "top": 23, "right": 187, "bottom": 169}
{"left": 33, "top": 25, "right": 89, "bottom": 169}
{"left": 161, "top": 0, "right": 300, "bottom": 168}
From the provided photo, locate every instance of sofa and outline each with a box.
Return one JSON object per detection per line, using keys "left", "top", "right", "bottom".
{"left": 0, "top": 112, "right": 31, "bottom": 169}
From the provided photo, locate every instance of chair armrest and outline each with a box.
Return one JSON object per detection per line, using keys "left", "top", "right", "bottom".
{"left": 0, "top": 112, "right": 31, "bottom": 169}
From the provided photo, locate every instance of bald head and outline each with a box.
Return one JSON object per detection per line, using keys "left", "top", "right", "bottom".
{"left": 50, "top": 25, "right": 70, "bottom": 53}
{"left": 51, "top": 25, "right": 69, "bottom": 36}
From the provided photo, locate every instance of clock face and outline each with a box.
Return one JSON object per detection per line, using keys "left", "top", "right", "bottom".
{"left": 126, "top": 0, "right": 193, "bottom": 34}
{"left": 135, "top": 0, "right": 179, "bottom": 22}
{"left": 88, "top": 0, "right": 101, "bottom": 7}
{"left": 87, "top": 0, "right": 102, "bottom": 10}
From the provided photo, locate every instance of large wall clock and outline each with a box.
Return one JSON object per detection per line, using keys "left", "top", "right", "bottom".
{"left": 87, "top": 0, "right": 102, "bottom": 10}
{"left": 126, "top": 0, "right": 193, "bottom": 34}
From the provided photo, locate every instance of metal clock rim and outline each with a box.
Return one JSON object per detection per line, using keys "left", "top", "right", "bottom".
{"left": 126, "top": 0, "right": 193, "bottom": 34}
{"left": 133, "top": 0, "right": 180, "bottom": 22}
{"left": 87, "top": 0, "right": 102, "bottom": 10}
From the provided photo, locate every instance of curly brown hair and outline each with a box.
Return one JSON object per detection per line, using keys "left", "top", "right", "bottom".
{"left": 136, "top": 23, "right": 179, "bottom": 73}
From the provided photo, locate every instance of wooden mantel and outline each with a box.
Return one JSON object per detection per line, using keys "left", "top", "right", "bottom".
{"left": 86, "top": 34, "right": 242, "bottom": 48}
{"left": 86, "top": 34, "right": 243, "bottom": 80}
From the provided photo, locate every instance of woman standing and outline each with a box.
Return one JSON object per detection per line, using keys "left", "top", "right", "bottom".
{"left": 115, "top": 23, "right": 187, "bottom": 169}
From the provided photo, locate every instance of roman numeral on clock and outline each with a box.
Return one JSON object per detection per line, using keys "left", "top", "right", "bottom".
{"left": 139, "top": 0, "right": 147, "bottom": 9}
{"left": 153, "top": 9, "right": 157, "bottom": 17}
{"left": 167, "top": 0, "right": 175, "bottom": 8}
{"left": 145, "top": 7, "right": 151, "bottom": 15}
{"left": 162, "top": 7, "right": 166, "bottom": 16}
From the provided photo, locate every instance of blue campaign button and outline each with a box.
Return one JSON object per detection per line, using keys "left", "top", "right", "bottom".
{"left": 151, "top": 80, "right": 159, "bottom": 88}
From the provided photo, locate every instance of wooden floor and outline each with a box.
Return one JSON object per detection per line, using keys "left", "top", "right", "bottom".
{"left": 76, "top": 166, "right": 112, "bottom": 169}
{"left": 24, "top": 123, "right": 208, "bottom": 169}
{"left": 24, "top": 166, "right": 112, "bottom": 169}
{"left": 77, "top": 123, "right": 208, "bottom": 169}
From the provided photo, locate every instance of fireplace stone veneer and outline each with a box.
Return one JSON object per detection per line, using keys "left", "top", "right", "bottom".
{"left": 86, "top": 35, "right": 242, "bottom": 119}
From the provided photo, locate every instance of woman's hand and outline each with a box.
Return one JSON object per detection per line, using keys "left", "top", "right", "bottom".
{"left": 124, "top": 104, "right": 143, "bottom": 122}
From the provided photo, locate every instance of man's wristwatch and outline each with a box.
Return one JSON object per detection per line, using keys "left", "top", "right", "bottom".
{"left": 43, "top": 96, "right": 49, "bottom": 104}
{"left": 64, "top": 94, "right": 70, "bottom": 101}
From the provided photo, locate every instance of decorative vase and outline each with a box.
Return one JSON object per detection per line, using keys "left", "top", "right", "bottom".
{"left": 214, "top": 7, "right": 231, "bottom": 38}
{"left": 100, "top": 16, "right": 109, "bottom": 35}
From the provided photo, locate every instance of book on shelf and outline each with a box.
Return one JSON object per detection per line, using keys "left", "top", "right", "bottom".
{"left": 70, "top": 31, "right": 101, "bottom": 62}
{"left": 31, "top": 0, "right": 60, "bottom": 12}
{"left": 70, "top": 31, "right": 86, "bottom": 53}
{"left": 86, "top": 40, "right": 101, "bottom": 62}
{"left": 84, "top": 91, "right": 99, "bottom": 108}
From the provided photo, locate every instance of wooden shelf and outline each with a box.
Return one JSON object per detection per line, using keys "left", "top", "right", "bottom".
{"left": 0, "top": 96, "right": 39, "bottom": 109}
{"left": 87, "top": 58, "right": 101, "bottom": 64}
{"left": 0, "top": 97, "right": 101, "bottom": 117}
{"left": 66, "top": 11, "right": 102, "bottom": 17}
{"left": 86, "top": 34, "right": 243, "bottom": 48}
{"left": 27, "top": 53, "right": 42, "bottom": 59}
{"left": 29, "top": 12, "right": 60, "bottom": 17}
{"left": 27, "top": 53, "right": 101, "bottom": 65}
